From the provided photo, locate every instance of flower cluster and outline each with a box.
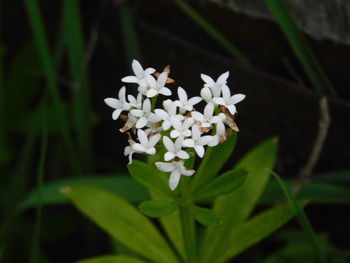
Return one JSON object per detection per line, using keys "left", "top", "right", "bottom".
{"left": 105, "top": 60, "right": 245, "bottom": 190}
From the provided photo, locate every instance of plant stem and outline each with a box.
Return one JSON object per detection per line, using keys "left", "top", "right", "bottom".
{"left": 179, "top": 206, "right": 197, "bottom": 263}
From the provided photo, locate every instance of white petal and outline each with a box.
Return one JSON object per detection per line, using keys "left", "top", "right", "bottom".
{"left": 143, "top": 99, "right": 151, "bottom": 113}
{"left": 169, "top": 169, "right": 181, "bottom": 191}
{"left": 132, "top": 59, "right": 144, "bottom": 77}
{"left": 187, "top": 96, "right": 203, "bottom": 106}
{"left": 157, "top": 72, "right": 168, "bottom": 87}
{"left": 227, "top": 104, "right": 237, "bottom": 115}
{"left": 182, "top": 139, "right": 195, "bottom": 148}
{"left": 146, "top": 147, "right": 156, "bottom": 155}
{"left": 180, "top": 167, "right": 195, "bottom": 176}
{"left": 148, "top": 113, "right": 161, "bottom": 123}
{"left": 230, "top": 94, "right": 246, "bottom": 104}
{"left": 128, "top": 94, "right": 137, "bottom": 105}
{"left": 124, "top": 146, "right": 132, "bottom": 156}
{"left": 132, "top": 143, "right": 146, "bottom": 152}
{"left": 204, "top": 102, "right": 214, "bottom": 119}
{"left": 168, "top": 102, "right": 177, "bottom": 116}
{"left": 208, "top": 136, "right": 219, "bottom": 147}
{"left": 130, "top": 109, "right": 144, "bottom": 117}
{"left": 112, "top": 109, "right": 122, "bottom": 120}
{"left": 200, "top": 87, "right": 213, "bottom": 102}
{"left": 146, "top": 74, "right": 157, "bottom": 88}
{"left": 145, "top": 67, "right": 156, "bottom": 74}
{"left": 200, "top": 73, "right": 215, "bottom": 86}
{"left": 216, "top": 121, "right": 226, "bottom": 135}
{"left": 155, "top": 162, "right": 175, "bottom": 172}
{"left": 149, "top": 134, "right": 161, "bottom": 147}
{"left": 136, "top": 117, "right": 148, "bottom": 128}
{"left": 163, "top": 136, "right": 175, "bottom": 152}
{"left": 164, "top": 152, "right": 176, "bottom": 161}
{"left": 177, "top": 150, "right": 189, "bottom": 159}
{"left": 146, "top": 89, "right": 158, "bottom": 98}
{"left": 192, "top": 125, "right": 201, "bottom": 140}
{"left": 159, "top": 87, "right": 172, "bottom": 96}
{"left": 137, "top": 129, "right": 148, "bottom": 146}
{"left": 170, "top": 117, "right": 182, "bottom": 131}
{"left": 170, "top": 130, "right": 181, "bottom": 138}
{"left": 213, "top": 97, "right": 225, "bottom": 105}
{"left": 194, "top": 145, "right": 205, "bottom": 158}
{"left": 199, "top": 135, "right": 214, "bottom": 146}
{"left": 162, "top": 120, "right": 171, "bottom": 130}
{"left": 182, "top": 130, "right": 192, "bottom": 137}
{"left": 183, "top": 117, "right": 194, "bottom": 129}
{"left": 175, "top": 137, "right": 184, "bottom": 150}
{"left": 104, "top": 98, "right": 119, "bottom": 109}
{"left": 121, "top": 76, "right": 139, "bottom": 83}
{"left": 210, "top": 116, "right": 221, "bottom": 124}
{"left": 118, "top": 86, "right": 126, "bottom": 102}
{"left": 217, "top": 71, "right": 229, "bottom": 85}
{"left": 222, "top": 85, "right": 231, "bottom": 100}
{"left": 155, "top": 109, "right": 169, "bottom": 120}
{"left": 191, "top": 111, "right": 204, "bottom": 122}
{"left": 177, "top": 87, "right": 188, "bottom": 102}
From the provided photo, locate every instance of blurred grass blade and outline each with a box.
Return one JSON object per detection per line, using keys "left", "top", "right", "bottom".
{"left": 62, "top": 0, "right": 92, "bottom": 170}
{"left": 271, "top": 171, "right": 327, "bottom": 263}
{"left": 30, "top": 108, "right": 48, "bottom": 263}
{"left": 78, "top": 255, "right": 147, "bottom": 263}
{"left": 24, "top": 0, "right": 81, "bottom": 172}
{"left": 265, "top": 0, "right": 336, "bottom": 96}
{"left": 173, "top": 0, "right": 251, "bottom": 66}
{"left": 118, "top": 3, "right": 141, "bottom": 63}
{"left": 19, "top": 175, "right": 148, "bottom": 210}
{"left": 202, "top": 138, "right": 278, "bottom": 262}
{"left": 62, "top": 185, "right": 179, "bottom": 263}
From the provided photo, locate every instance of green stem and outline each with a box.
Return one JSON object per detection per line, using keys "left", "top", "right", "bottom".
{"left": 179, "top": 206, "right": 197, "bottom": 263}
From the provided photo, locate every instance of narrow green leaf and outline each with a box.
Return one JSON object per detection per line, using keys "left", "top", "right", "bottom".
{"left": 62, "top": 0, "right": 92, "bottom": 169}
{"left": 193, "top": 169, "right": 247, "bottom": 200}
{"left": 173, "top": 0, "right": 251, "bottom": 66}
{"left": 128, "top": 160, "right": 173, "bottom": 198}
{"left": 272, "top": 172, "right": 327, "bottom": 263}
{"left": 265, "top": 0, "right": 336, "bottom": 96}
{"left": 190, "top": 134, "right": 237, "bottom": 192}
{"left": 18, "top": 175, "right": 148, "bottom": 210}
{"left": 77, "top": 255, "right": 146, "bottom": 263}
{"left": 202, "top": 138, "right": 278, "bottom": 262}
{"left": 24, "top": 0, "right": 81, "bottom": 172}
{"left": 61, "top": 185, "right": 179, "bottom": 263}
{"left": 206, "top": 202, "right": 304, "bottom": 262}
{"left": 187, "top": 204, "right": 223, "bottom": 226}
{"left": 139, "top": 200, "right": 178, "bottom": 218}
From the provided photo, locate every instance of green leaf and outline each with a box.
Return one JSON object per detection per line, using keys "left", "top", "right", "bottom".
{"left": 189, "top": 134, "right": 237, "bottom": 193}
{"left": 272, "top": 172, "right": 327, "bottom": 263}
{"left": 138, "top": 200, "right": 179, "bottom": 218}
{"left": 202, "top": 138, "right": 278, "bottom": 262}
{"left": 265, "top": 0, "right": 335, "bottom": 96}
{"left": 61, "top": 185, "right": 179, "bottom": 263}
{"left": 206, "top": 202, "right": 304, "bottom": 262}
{"left": 18, "top": 175, "right": 148, "bottom": 210}
{"left": 77, "top": 255, "right": 146, "bottom": 263}
{"left": 193, "top": 169, "right": 247, "bottom": 200}
{"left": 187, "top": 204, "right": 223, "bottom": 226}
{"left": 128, "top": 160, "right": 173, "bottom": 198}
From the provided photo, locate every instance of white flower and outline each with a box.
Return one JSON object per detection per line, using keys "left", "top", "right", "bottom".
{"left": 208, "top": 121, "right": 226, "bottom": 147}
{"left": 104, "top": 86, "right": 130, "bottom": 120}
{"left": 182, "top": 125, "right": 213, "bottom": 158}
{"left": 155, "top": 100, "right": 183, "bottom": 131}
{"left": 119, "top": 112, "right": 138, "bottom": 133}
{"left": 170, "top": 117, "right": 194, "bottom": 139}
{"left": 191, "top": 102, "right": 225, "bottom": 128}
{"left": 155, "top": 161, "right": 195, "bottom": 190}
{"left": 174, "top": 87, "right": 202, "bottom": 113}
{"left": 213, "top": 86, "right": 245, "bottom": 115}
{"left": 132, "top": 129, "right": 161, "bottom": 155}
{"left": 201, "top": 71, "right": 229, "bottom": 97}
{"left": 127, "top": 93, "right": 142, "bottom": 109}
{"left": 124, "top": 135, "right": 136, "bottom": 164}
{"left": 163, "top": 136, "right": 190, "bottom": 161}
{"left": 130, "top": 99, "right": 161, "bottom": 128}
{"left": 121, "top": 59, "right": 155, "bottom": 87}
{"left": 143, "top": 72, "right": 172, "bottom": 98}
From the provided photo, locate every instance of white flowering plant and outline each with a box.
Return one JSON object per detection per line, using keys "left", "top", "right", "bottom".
{"left": 62, "top": 60, "right": 300, "bottom": 263}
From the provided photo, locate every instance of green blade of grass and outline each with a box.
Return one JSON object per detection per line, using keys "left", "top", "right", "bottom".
{"left": 118, "top": 3, "right": 141, "bottom": 63}
{"left": 30, "top": 106, "right": 48, "bottom": 263}
{"left": 62, "top": 0, "right": 92, "bottom": 171}
{"left": 265, "top": 0, "right": 336, "bottom": 96}
{"left": 271, "top": 171, "right": 327, "bottom": 263}
{"left": 173, "top": 0, "right": 251, "bottom": 66}
{"left": 24, "top": 0, "right": 81, "bottom": 173}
